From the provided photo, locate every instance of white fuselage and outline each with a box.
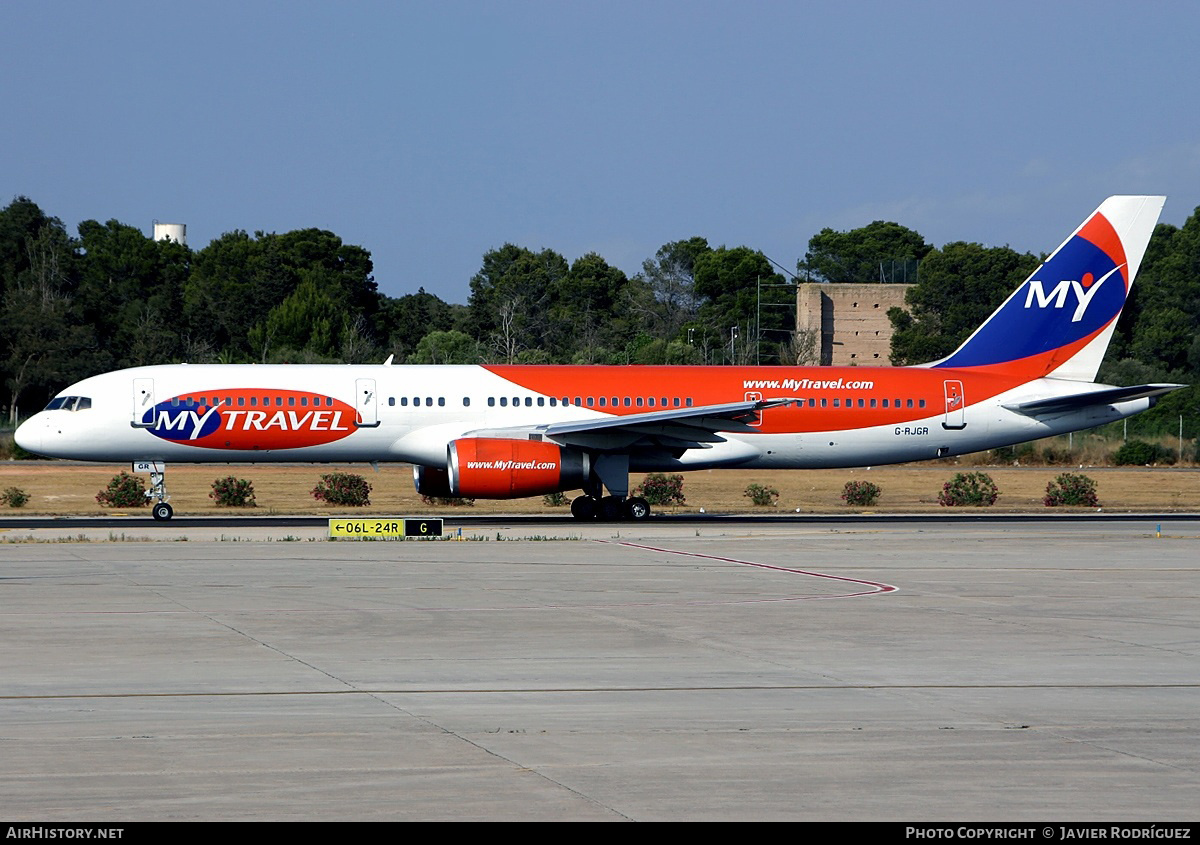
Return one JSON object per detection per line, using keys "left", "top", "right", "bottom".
{"left": 15, "top": 363, "right": 1151, "bottom": 472}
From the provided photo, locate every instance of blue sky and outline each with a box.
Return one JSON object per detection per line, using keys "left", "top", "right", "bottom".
{"left": 4, "top": 1, "right": 1198, "bottom": 303}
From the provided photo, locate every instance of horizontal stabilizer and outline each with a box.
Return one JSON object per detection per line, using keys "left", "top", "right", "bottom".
{"left": 1002, "top": 383, "right": 1185, "bottom": 416}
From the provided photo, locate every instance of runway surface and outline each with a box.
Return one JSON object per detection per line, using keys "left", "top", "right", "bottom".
{"left": 1, "top": 519, "right": 1197, "bottom": 820}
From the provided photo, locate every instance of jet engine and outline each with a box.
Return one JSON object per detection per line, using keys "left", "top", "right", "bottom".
{"left": 414, "top": 438, "right": 590, "bottom": 499}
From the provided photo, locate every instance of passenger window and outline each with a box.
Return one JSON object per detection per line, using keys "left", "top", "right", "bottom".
{"left": 500, "top": 397, "right": 508, "bottom": 407}
{"left": 488, "top": 397, "right": 495, "bottom": 407}
{"left": 463, "top": 397, "right": 470, "bottom": 407}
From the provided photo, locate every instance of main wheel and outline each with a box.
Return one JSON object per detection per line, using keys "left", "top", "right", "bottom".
{"left": 570, "top": 495, "right": 597, "bottom": 519}
{"left": 624, "top": 497, "right": 651, "bottom": 520}
{"left": 599, "top": 496, "right": 625, "bottom": 521}
{"left": 151, "top": 502, "right": 174, "bottom": 521}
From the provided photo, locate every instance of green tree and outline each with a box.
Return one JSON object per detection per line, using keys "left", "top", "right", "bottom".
{"left": 1, "top": 218, "right": 94, "bottom": 423}
{"left": 639, "top": 237, "right": 710, "bottom": 343}
{"left": 1114, "top": 209, "right": 1200, "bottom": 379}
{"left": 692, "top": 246, "right": 789, "bottom": 364}
{"left": 185, "top": 228, "right": 378, "bottom": 360}
{"left": 0, "top": 197, "right": 66, "bottom": 300}
{"left": 468, "top": 244, "right": 568, "bottom": 362}
{"left": 182, "top": 230, "right": 258, "bottom": 355}
{"left": 407, "top": 329, "right": 483, "bottom": 364}
{"left": 799, "top": 220, "right": 931, "bottom": 284}
{"left": 889, "top": 242, "right": 1039, "bottom": 365}
{"left": 75, "top": 219, "right": 191, "bottom": 368}
{"left": 378, "top": 288, "right": 461, "bottom": 361}
{"left": 546, "top": 252, "right": 636, "bottom": 361}
{"left": 248, "top": 274, "right": 344, "bottom": 361}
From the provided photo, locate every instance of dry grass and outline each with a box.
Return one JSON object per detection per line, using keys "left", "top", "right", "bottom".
{"left": 0, "top": 461, "right": 1197, "bottom": 516}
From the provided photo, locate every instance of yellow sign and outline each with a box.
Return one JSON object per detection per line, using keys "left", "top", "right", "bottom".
{"left": 328, "top": 518, "right": 443, "bottom": 539}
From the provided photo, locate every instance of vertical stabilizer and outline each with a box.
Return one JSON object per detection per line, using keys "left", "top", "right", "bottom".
{"left": 933, "top": 196, "right": 1165, "bottom": 382}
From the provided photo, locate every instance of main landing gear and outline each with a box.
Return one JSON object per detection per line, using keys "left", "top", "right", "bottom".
{"left": 569, "top": 454, "right": 650, "bottom": 521}
{"left": 570, "top": 494, "right": 651, "bottom": 521}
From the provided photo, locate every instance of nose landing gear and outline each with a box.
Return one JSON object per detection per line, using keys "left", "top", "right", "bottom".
{"left": 134, "top": 461, "right": 173, "bottom": 521}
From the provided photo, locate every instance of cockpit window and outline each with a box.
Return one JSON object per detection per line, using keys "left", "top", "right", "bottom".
{"left": 43, "top": 396, "right": 91, "bottom": 412}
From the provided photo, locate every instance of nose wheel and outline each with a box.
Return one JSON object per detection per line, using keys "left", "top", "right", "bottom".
{"left": 138, "top": 462, "right": 173, "bottom": 520}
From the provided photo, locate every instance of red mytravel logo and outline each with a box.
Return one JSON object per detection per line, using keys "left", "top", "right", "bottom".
{"left": 141, "top": 389, "right": 358, "bottom": 450}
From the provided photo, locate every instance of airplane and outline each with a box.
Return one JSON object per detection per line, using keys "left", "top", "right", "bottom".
{"left": 15, "top": 195, "right": 1183, "bottom": 521}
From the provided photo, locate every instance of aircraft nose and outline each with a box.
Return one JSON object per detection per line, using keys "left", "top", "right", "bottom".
{"left": 14, "top": 415, "right": 43, "bottom": 455}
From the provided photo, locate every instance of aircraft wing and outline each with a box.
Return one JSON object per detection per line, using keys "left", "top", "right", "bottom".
{"left": 1002, "top": 383, "right": 1186, "bottom": 416}
{"left": 468, "top": 398, "right": 791, "bottom": 452}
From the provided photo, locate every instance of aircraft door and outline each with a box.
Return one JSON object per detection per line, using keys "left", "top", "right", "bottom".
{"left": 131, "top": 378, "right": 155, "bottom": 427}
{"left": 942, "top": 380, "right": 966, "bottom": 430}
{"left": 355, "top": 378, "right": 380, "bottom": 427}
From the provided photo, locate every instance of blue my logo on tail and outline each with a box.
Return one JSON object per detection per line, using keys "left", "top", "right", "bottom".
{"left": 933, "top": 196, "right": 1165, "bottom": 381}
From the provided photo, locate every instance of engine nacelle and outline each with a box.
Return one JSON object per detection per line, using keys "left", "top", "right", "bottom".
{"left": 412, "top": 464, "right": 452, "bottom": 497}
{"left": 447, "top": 438, "right": 590, "bottom": 499}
